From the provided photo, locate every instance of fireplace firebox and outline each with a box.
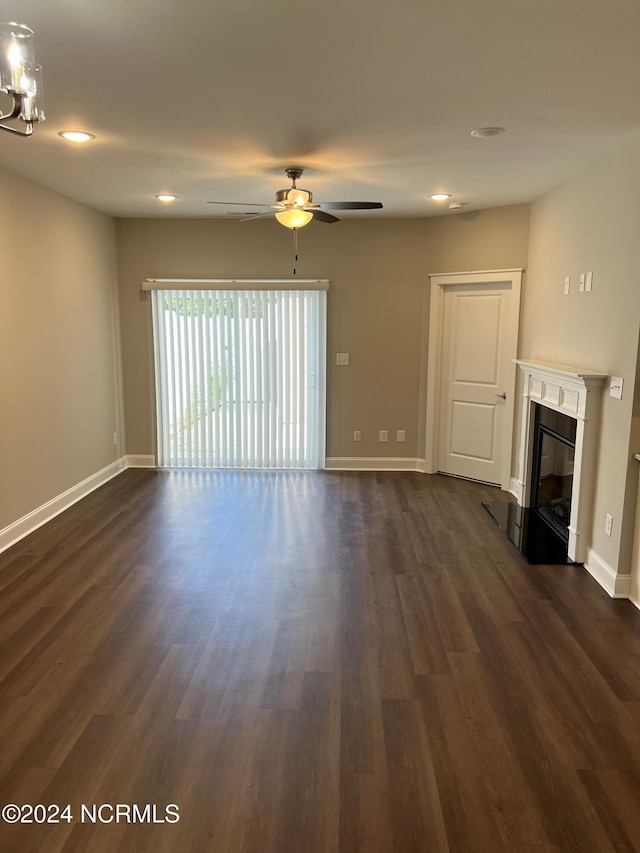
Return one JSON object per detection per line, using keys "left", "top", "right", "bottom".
{"left": 530, "top": 403, "right": 576, "bottom": 543}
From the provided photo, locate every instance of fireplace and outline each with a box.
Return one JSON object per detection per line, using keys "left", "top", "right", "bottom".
{"left": 484, "top": 360, "right": 606, "bottom": 564}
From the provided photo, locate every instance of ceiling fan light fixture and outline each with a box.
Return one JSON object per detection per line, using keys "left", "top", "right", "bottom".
{"left": 286, "top": 188, "right": 311, "bottom": 207}
{"left": 275, "top": 208, "right": 313, "bottom": 229}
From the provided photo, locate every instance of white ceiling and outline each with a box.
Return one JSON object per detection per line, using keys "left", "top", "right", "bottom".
{"left": 1, "top": 0, "right": 639, "bottom": 219}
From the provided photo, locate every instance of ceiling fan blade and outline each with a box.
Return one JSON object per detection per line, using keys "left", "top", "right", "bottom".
{"left": 207, "top": 201, "right": 271, "bottom": 207}
{"left": 241, "top": 210, "right": 277, "bottom": 221}
{"left": 310, "top": 209, "right": 340, "bottom": 224}
{"left": 317, "top": 201, "right": 383, "bottom": 210}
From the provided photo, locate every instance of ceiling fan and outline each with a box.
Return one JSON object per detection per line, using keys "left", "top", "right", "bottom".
{"left": 207, "top": 167, "right": 383, "bottom": 229}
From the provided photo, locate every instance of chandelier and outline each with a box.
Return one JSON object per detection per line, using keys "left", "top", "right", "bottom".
{"left": 0, "top": 23, "right": 45, "bottom": 137}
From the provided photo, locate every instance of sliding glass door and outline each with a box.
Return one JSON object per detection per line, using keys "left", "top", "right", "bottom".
{"left": 149, "top": 285, "right": 326, "bottom": 469}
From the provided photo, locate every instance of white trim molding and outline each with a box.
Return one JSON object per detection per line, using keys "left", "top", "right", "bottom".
{"left": 509, "top": 478, "right": 521, "bottom": 501}
{"left": 584, "top": 548, "right": 632, "bottom": 599}
{"left": 143, "top": 278, "right": 329, "bottom": 292}
{"left": 0, "top": 457, "right": 127, "bottom": 556}
{"left": 325, "top": 457, "right": 426, "bottom": 472}
{"left": 126, "top": 454, "right": 156, "bottom": 468}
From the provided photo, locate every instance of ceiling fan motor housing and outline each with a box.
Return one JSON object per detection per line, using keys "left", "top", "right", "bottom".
{"left": 276, "top": 187, "right": 313, "bottom": 206}
{"left": 285, "top": 167, "right": 304, "bottom": 182}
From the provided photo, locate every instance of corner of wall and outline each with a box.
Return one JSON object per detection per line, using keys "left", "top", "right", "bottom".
{"left": 584, "top": 548, "right": 632, "bottom": 598}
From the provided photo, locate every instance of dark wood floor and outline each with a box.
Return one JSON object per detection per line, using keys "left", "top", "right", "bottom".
{"left": 0, "top": 469, "right": 639, "bottom": 852}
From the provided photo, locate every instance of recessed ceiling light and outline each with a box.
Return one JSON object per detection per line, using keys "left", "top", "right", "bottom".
{"left": 430, "top": 193, "right": 451, "bottom": 201}
{"left": 470, "top": 127, "right": 505, "bottom": 138}
{"left": 155, "top": 194, "right": 177, "bottom": 202}
{"left": 58, "top": 131, "right": 95, "bottom": 143}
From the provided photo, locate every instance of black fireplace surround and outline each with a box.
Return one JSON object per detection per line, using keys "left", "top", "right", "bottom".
{"left": 484, "top": 404, "right": 577, "bottom": 564}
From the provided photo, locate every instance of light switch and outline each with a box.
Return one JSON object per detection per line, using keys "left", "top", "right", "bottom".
{"left": 564, "top": 276, "right": 570, "bottom": 295}
{"left": 609, "top": 376, "right": 623, "bottom": 399}
{"left": 585, "top": 271, "right": 593, "bottom": 292}
{"left": 336, "top": 353, "right": 350, "bottom": 366}
{"left": 579, "top": 274, "right": 585, "bottom": 292}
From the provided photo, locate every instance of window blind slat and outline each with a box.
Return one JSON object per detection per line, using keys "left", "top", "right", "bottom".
{"left": 268, "top": 293, "right": 277, "bottom": 467}
{"left": 167, "top": 293, "right": 177, "bottom": 466}
{"left": 203, "top": 293, "right": 215, "bottom": 468}
{"left": 213, "top": 295, "right": 222, "bottom": 468}
{"left": 174, "top": 291, "right": 185, "bottom": 466}
{"left": 278, "top": 292, "right": 286, "bottom": 469}
{"left": 297, "top": 295, "right": 304, "bottom": 467}
{"left": 220, "top": 291, "right": 230, "bottom": 467}
{"left": 284, "top": 292, "right": 292, "bottom": 470}
{"left": 195, "top": 291, "right": 206, "bottom": 468}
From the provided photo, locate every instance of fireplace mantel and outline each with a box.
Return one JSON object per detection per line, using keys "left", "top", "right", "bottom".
{"left": 515, "top": 359, "right": 607, "bottom": 563}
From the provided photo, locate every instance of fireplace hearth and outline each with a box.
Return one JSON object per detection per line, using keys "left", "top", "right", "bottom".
{"left": 483, "top": 499, "right": 572, "bottom": 563}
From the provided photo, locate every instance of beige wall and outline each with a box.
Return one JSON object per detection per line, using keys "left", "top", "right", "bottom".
{"left": 0, "top": 168, "right": 121, "bottom": 531}
{"left": 116, "top": 206, "right": 530, "bottom": 461}
{"left": 519, "top": 139, "right": 640, "bottom": 577}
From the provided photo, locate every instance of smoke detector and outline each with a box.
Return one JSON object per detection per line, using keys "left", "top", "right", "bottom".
{"left": 449, "top": 202, "right": 464, "bottom": 212}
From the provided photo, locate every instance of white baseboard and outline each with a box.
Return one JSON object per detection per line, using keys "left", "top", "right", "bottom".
{"left": 126, "top": 454, "right": 156, "bottom": 468}
{"left": 584, "top": 548, "right": 632, "bottom": 599}
{"left": 325, "top": 457, "right": 425, "bottom": 472}
{"left": 0, "top": 457, "right": 128, "bottom": 556}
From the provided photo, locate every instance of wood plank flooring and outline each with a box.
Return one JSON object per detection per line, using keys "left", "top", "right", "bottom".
{"left": 0, "top": 469, "right": 639, "bottom": 851}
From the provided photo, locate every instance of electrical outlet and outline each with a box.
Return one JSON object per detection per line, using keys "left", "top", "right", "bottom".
{"left": 564, "top": 276, "right": 570, "bottom": 295}
{"left": 336, "top": 352, "right": 350, "bottom": 366}
{"left": 396, "top": 430, "right": 406, "bottom": 442}
{"left": 605, "top": 513, "right": 613, "bottom": 536}
{"left": 113, "top": 432, "right": 118, "bottom": 446}
{"left": 379, "top": 430, "right": 388, "bottom": 443}
{"left": 353, "top": 430, "right": 362, "bottom": 442}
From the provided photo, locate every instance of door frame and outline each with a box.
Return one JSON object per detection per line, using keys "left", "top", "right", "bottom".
{"left": 424, "top": 269, "right": 523, "bottom": 491}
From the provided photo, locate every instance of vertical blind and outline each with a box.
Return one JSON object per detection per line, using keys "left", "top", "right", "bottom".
{"left": 149, "top": 285, "right": 327, "bottom": 469}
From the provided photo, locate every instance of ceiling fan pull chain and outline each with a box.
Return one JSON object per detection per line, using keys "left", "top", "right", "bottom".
{"left": 293, "top": 227, "right": 298, "bottom": 276}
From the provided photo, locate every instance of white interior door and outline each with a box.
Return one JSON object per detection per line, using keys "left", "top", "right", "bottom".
{"left": 426, "top": 270, "right": 522, "bottom": 490}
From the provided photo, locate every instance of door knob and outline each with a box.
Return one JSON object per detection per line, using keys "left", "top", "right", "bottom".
{"left": 495, "top": 392, "right": 507, "bottom": 399}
